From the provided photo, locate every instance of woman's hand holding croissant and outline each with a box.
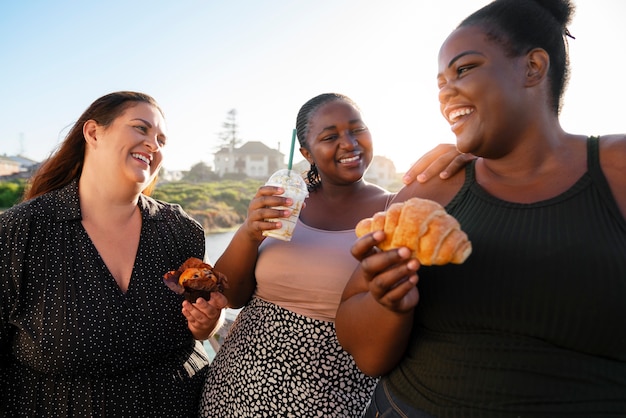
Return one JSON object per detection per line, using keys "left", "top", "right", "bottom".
{"left": 356, "top": 198, "right": 472, "bottom": 266}
{"left": 350, "top": 230, "right": 420, "bottom": 313}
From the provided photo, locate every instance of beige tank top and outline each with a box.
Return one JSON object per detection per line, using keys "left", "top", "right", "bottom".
{"left": 254, "top": 222, "right": 358, "bottom": 322}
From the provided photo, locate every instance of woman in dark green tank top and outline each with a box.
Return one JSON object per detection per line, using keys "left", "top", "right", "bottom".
{"left": 336, "top": 0, "right": 626, "bottom": 417}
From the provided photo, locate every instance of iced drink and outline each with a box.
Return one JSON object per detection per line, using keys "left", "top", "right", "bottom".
{"left": 262, "top": 169, "right": 308, "bottom": 241}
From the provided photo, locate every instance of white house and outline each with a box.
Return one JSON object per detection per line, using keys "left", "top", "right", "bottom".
{"left": 214, "top": 141, "right": 284, "bottom": 179}
{"left": 0, "top": 156, "right": 21, "bottom": 176}
{"left": 0, "top": 155, "right": 39, "bottom": 178}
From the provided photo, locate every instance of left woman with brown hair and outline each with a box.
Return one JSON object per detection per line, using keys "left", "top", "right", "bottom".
{"left": 0, "top": 91, "right": 227, "bottom": 417}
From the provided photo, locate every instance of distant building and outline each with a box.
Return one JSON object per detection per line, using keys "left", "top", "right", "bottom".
{"left": 159, "top": 168, "right": 184, "bottom": 182}
{"left": 364, "top": 155, "right": 397, "bottom": 188}
{"left": 214, "top": 141, "right": 284, "bottom": 179}
{"left": 290, "top": 159, "right": 311, "bottom": 178}
{"left": 0, "top": 155, "right": 39, "bottom": 178}
{"left": 0, "top": 156, "right": 21, "bottom": 176}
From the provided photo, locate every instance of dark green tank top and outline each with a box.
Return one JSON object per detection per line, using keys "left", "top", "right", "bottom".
{"left": 388, "top": 137, "right": 626, "bottom": 417}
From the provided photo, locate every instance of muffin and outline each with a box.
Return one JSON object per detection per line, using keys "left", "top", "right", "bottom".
{"left": 163, "top": 257, "right": 228, "bottom": 302}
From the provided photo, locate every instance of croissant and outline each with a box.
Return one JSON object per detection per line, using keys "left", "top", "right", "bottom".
{"left": 355, "top": 197, "right": 472, "bottom": 266}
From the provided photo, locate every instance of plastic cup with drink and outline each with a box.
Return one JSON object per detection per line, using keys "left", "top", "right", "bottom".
{"left": 262, "top": 168, "right": 308, "bottom": 241}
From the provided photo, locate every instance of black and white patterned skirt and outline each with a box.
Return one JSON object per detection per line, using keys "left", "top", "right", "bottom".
{"left": 199, "top": 297, "right": 377, "bottom": 417}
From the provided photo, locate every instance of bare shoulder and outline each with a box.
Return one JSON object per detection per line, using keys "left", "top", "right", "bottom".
{"left": 599, "top": 134, "right": 626, "bottom": 152}
{"left": 598, "top": 134, "right": 626, "bottom": 171}
{"left": 598, "top": 134, "right": 626, "bottom": 218}
{"left": 366, "top": 182, "right": 393, "bottom": 197}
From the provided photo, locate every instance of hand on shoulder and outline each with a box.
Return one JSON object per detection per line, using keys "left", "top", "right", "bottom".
{"left": 402, "top": 143, "right": 475, "bottom": 185}
{"left": 395, "top": 166, "right": 467, "bottom": 207}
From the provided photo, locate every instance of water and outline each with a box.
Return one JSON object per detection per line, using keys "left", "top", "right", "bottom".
{"left": 205, "top": 229, "right": 237, "bottom": 265}
{"left": 203, "top": 229, "right": 239, "bottom": 360}
{"left": 204, "top": 228, "right": 239, "bottom": 321}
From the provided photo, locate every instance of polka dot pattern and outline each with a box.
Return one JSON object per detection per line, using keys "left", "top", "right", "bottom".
{"left": 0, "top": 179, "right": 209, "bottom": 417}
{"left": 200, "top": 297, "right": 378, "bottom": 417}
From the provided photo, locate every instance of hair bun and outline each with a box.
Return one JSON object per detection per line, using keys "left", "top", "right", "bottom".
{"left": 531, "top": 0, "right": 575, "bottom": 27}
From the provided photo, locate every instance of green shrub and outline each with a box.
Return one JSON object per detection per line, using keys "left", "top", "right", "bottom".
{"left": 0, "top": 180, "right": 26, "bottom": 208}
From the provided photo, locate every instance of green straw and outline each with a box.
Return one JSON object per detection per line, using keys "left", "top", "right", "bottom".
{"left": 287, "top": 128, "right": 296, "bottom": 172}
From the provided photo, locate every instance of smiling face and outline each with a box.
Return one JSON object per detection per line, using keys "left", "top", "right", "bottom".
{"left": 89, "top": 102, "right": 167, "bottom": 190}
{"left": 437, "top": 25, "right": 530, "bottom": 157}
{"left": 300, "top": 99, "right": 373, "bottom": 187}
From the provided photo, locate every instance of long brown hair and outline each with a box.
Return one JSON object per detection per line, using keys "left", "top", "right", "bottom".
{"left": 24, "top": 91, "right": 164, "bottom": 200}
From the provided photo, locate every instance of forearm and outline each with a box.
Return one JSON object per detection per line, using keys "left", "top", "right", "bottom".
{"left": 214, "top": 225, "right": 261, "bottom": 308}
{"left": 335, "top": 292, "right": 413, "bottom": 377}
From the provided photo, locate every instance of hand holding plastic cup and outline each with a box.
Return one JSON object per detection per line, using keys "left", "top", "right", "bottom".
{"left": 262, "top": 169, "right": 308, "bottom": 241}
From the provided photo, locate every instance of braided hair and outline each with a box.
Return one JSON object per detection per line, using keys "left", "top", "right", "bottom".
{"left": 295, "top": 93, "right": 360, "bottom": 192}
{"left": 459, "top": 0, "right": 575, "bottom": 115}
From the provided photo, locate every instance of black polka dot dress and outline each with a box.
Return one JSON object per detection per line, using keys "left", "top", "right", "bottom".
{"left": 200, "top": 297, "right": 378, "bottom": 417}
{"left": 0, "top": 179, "right": 209, "bottom": 417}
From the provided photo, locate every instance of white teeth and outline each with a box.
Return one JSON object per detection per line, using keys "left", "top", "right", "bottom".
{"left": 340, "top": 155, "right": 359, "bottom": 163}
{"left": 449, "top": 108, "right": 474, "bottom": 122}
{"left": 132, "top": 153, "right": 150, "bottom": 165}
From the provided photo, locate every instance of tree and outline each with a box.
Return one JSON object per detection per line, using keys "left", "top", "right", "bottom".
{"left": 218, "top": 109, "right": 241, "bottom": 149}
{"left": 182, "top": 162, "right": 220, "bottom": 182}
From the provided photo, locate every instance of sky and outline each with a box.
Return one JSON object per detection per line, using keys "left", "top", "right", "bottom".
{"left": 1, "top": 0, "right": 625, "bottom": 173}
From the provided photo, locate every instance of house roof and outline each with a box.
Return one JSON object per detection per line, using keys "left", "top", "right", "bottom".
{"left": 0, "top": 156, "right": 22, "bottom": 166}
{"left": 7, "top": 155, "right": 39, "bottom": 166}
{"left": 215, "top": 141, "right": 284, "bottom": 156}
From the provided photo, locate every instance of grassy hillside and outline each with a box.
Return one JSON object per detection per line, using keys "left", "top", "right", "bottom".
{"left": 152, "top": 179, "right": 263, "bottom": 232}
{"left": 0, "top": 178, "right": 262, "bottom": 233}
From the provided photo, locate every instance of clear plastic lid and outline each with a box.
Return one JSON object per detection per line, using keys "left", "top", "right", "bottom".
{"left": 265, "top": 169, "right": 307, "bottom": 192}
